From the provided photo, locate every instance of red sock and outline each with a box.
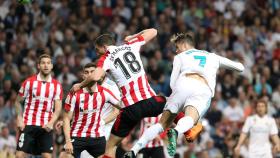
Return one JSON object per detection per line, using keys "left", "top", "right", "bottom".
{"left": 102, "top": 155, "right": 113, "bottom": 158}
{"left": 174, "top": 112, "right": 185, "bottom": 124}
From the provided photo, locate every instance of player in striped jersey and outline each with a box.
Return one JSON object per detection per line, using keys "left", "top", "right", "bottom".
{"left": 71, "top": 29, "right": 201, "bottom": 158}
{"left": 63, "top": 63, "right": 121, "bottom": 158}
{"left": 15, "top": 54, "right": 63, "bottom": 158}
{"left": 138, "top": 115, "right": 165, "bottom": 158}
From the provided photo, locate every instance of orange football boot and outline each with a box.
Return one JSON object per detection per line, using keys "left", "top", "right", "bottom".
{"left": 184, "top": 122, "right": 203, "bottom": 142}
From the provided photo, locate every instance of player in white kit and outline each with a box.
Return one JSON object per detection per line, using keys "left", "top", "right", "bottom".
{"left": 123, "top": 33, "right": 245, "bottom": 158}
{"left": 101, "top": 77, "right": 121, "bottom": 140}
{"left": 234, "top": 99, "right": 280, "bottom": 158}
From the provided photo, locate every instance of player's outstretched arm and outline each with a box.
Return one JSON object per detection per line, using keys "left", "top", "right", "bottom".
{"left": 70, "top": 67, "right": 105, "bottom": 92}
{"left": 217, "top": 55, "right": 245, "bottom": 72}
{"left": 124, "top": 28, "right": 157, "bottom": 44}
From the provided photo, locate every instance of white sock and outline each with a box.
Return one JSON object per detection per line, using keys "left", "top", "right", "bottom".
{"left": 131, "top": 123, "right": 164, "bottom": 154}
{"left": 174, "top": 116, "right": 194, "bottom": 134}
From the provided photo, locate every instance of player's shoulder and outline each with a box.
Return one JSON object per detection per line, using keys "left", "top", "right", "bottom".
{"left": 51, "top": 78, "right": 62, "bottom": 85}
{"left": 245, "top": 115, "right": 255, "bottom": 121}
{"left": 25, "top": 75, "right": 37, "bottom": 82}
{"left": 98, "top": 85, "right": 112, "bottom": 93}
{"left": 265, "top": 115, "right": 275, "bottom": 121}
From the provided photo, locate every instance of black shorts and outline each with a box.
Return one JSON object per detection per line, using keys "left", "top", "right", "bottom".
{"left": 138, "top": 146, "right": 165, "bottom": 158}
{"left": 111, "top": 96, "right": 166, "bottom": 137}
{"left": 16, "top": 125, "right": 53, "bottom": 155}
{"left": 71, "top": 136, "right": 106, "bottom": 158}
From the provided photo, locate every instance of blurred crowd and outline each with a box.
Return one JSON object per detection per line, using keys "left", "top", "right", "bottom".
{"left": 0, "top": 0, "right": 279, "bottom": 157}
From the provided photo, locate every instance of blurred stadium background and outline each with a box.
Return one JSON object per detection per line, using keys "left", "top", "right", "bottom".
{"left": 0, "top": 0, "right": 279, "bottom": 157}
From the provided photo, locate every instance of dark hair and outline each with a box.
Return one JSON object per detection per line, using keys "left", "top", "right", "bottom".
{"left": 38, "top": 54, "right": 52, "bottom": 63}
{"left": 94, "top": 34, "right": 115, "bottom": 46}
{"left": 256, "top": 99, "right": 267, "bottom": 107}
{"left": 170, "top": 33, "right": 194, "bottom": 46}
{"left": 255, "top": 98, "right": 268, "bottom": 113}
{"left": 83, "top": 62, "right": 96, "bottom": 70}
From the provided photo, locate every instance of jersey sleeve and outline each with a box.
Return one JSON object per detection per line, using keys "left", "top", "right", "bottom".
{"left": 97, "top": 51, "right": 111, "bottom": 71}
{"left": 170, "top": 55, "right": 181, "bottom": 90}
{"left": 104, "top": 88, "right": 120, "bottom": 106}
{"left": 126, "top": 35, "right": 146, "bottom": 46}
{"left": 18, "top": 79, "right": 29, "bottom": 98}
{"left": 64, "top": 93, "right": 76, "bottom": 112}
{"left": 242, "top": 117, "right": 251, "bottom": 133}
{"left": 54, "top": 83, "right": 63, "bottom": 100}
{"left": 126, "top": 35, "right": 146, "bottom": 54}
{"left": 215, "top": 54, "right": 245, "bottom": 72}
{"left": 270, "top": 118, "right": 278, "bottom": 135}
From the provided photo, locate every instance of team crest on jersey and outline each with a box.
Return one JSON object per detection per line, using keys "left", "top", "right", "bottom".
{"left": 79, "top": 107, "right": 95, "bottom": 113}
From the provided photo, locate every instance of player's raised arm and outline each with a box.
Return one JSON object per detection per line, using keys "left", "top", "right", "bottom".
{"left": 124, "top": 28, "right": 157, "bottom": 44}
{"left": 170, "top": 55, "right": 181, "bottom": 91}
{"left": 216, "top": 54, "right": 245, "bottom": 72}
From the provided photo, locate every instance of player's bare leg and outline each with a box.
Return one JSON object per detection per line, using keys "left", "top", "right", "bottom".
{"left": 103, "top": 134, "right": 123, "bottom": 158}
{"left": 42, "top": 153, "right": 52, "bottom": 158}
{"left": 16, "top": 151, "right": 28, "bottom": 158}
{"left": 123, "top": 110, "right": 177, "bottom": 158}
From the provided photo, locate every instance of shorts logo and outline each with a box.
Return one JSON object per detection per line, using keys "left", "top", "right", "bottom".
{"left": 18, "top": 133, "right": 25, "bottom": 148}
{"left": 50, "top": 147, "right": 53, "bottom": 150}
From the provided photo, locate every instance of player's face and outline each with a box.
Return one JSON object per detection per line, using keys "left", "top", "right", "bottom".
{"left": 83, "top": 67, "right": 96, "bottom": 79}
{"left": 256, "top": 102, "right": 267, "bottom": 116}
{"left": 38, "top": 57, "right": 53, "bottom": 76}
{"left": 95, "top": 45, "right": 106, "bottom": 57}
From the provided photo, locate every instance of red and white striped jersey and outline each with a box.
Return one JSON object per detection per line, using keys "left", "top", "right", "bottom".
{"left": 64, "top": 85, "right": 119, "bottom": 138}
{"left": 97, "top": 35, "right": 156, "bottom": 107}
{"left": 140, "top": 115, "right": 164, "bottom": 148}
{"left": 18, "top": 74, "right": 63, "bottom": 126}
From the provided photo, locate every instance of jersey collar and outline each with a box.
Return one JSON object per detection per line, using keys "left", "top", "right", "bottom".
{"left": 37, "top": 73, "right": 52, "bottom": 82}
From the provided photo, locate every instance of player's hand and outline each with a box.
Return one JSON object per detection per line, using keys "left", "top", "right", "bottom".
{"left": 70, "top": 83, "right": 81, "bottom": 94}
{"left": 234, "top": 145, "right": 241, "bottom": 157}
{"left": 55, "top": 121, "right": 63, "bottom": 131}
{"left": 273, "top": 144, "right": 280, "bottom": 153}
{"left": 124, "top": 35, "right": 133, "bottom": 42}
{"left": 43, "top": 123, "right": 53, "bottom": 132}
{"left": 64, "top": 141, "right": 74, "bottom": 154}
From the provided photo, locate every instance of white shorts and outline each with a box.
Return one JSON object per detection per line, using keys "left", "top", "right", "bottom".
{"left": 164, "top": 77, "right": 212, "bottom": 118}
{"left": 248, "top": 152, "right": 272, "bottom": 158}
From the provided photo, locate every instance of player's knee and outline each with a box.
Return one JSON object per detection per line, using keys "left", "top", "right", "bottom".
{"left": 41, "top": 153, "right": 52, "bottom": 158}
{"left": 184, "top": 106, "right": 200, "bottom": 122}
{"left": 160, "top": 111, "right": 177, "bottom": 129}
{"left": 16, "top": 151, "right": 27, "bottom": 158}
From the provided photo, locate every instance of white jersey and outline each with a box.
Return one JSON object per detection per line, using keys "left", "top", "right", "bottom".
{"left": 242, "top": 114, "right": 278, "bottom": 157}
{"left": 97, "top": 36, "right": 156, "bottom": 106}
{"left": 101, "top": 77, "right": 121, "bottom": 118}
{"left": 170, "top": 49, "right": 244, "bottom": 96}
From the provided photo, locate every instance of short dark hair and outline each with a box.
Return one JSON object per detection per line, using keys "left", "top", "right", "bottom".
{"left": 170, "top": 33, "right": 194, "bottom": 46}
{"left": 38, "top": 54, "right": 52, "bottom": 63}
{"left": 255, "top": 98, "right": 268, "bottom": 113}
{"left": 94, "top": 34, "right": 115, "bottom": 46}
{"left": 83, "top": 62, "right": 96, "bottom": 70}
